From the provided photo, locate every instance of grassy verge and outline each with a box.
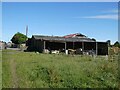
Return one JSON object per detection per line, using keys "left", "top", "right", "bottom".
{"left": 2, "top": 50, "right": 119, "bottom": 88}
{"left": 0, "top": 50, "right": 2, "bottom": 89}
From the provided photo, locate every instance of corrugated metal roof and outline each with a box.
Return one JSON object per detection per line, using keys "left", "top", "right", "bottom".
{"left": 32, "top": 35, "right": 95, "bottom": 42}
{"left": 63, "top": 33, "right": 86, "bottom": 38}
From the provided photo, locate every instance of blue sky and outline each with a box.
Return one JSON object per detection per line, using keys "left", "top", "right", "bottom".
{"left": 2, "top": 2, "right": 118, "bottom": 44}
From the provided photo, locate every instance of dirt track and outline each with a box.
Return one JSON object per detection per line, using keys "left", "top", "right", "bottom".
{"left": 10, "top": 59, "right": 19, "bottom": 88}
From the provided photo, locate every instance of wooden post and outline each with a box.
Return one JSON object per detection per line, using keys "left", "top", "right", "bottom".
{"left": 65, "top": 42, "right": 66, "bottom": 51}
{"left": 73, "top": 42, "right": 74, "bottom": 49}
{"left": 82, "top": 42, "right": 84, "bottom": 55}
{"left": 44, "top": 41, "right": 46, "bottom": 50}
{"left": 65, "top": 42, "right": 68, "bottom": 54}
{"left": 82, "top": 42, "right": 84, "bottom": 51}
{"left": 96, "top": 42, "right": 98, "bottom": 55}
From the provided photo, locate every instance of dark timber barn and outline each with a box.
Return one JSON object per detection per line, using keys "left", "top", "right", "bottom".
{"left": 26, "top": 33, "right": 108, "bottom": 55}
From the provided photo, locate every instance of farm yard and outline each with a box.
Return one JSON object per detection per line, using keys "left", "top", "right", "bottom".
{"left": 2, "top": 49, "right": 119, "bottom": 88}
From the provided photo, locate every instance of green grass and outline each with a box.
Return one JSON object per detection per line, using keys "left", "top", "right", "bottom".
{"left": 0, "top": 50, "right": 2, "bottom": 89}
{"left": 2, "top": 50, "right": 119, "bottom": 88}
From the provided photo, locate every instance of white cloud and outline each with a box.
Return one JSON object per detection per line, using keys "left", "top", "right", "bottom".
{"left": 84, "top": 14, "right": 118, "bottom": 20}
{"left": 111, "top": 10, "right": 118, "bottom": 13}
{"left": 105, "top": 10, "right": 118, "bottom": 13}
{"left": 73, "top": 9, "right": 119, "bottom": 20}
{"left": 75, "top": 14, "right": 118, "bottom": 20}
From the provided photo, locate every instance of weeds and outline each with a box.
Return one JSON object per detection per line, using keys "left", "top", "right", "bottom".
{"left": 2, "top": 50, "right": 119, "bottom": 88}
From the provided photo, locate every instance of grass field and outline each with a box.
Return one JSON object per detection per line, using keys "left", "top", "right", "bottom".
{"left": 0, "top": 50, "right": 2, "bottom": 89}
{"left": 2, "top": 50, "right": 119, "bottom": 88}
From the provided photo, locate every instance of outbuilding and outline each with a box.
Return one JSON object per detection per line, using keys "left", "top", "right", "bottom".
{"left": 26, "top": 33, "right": 108, "bottom": 55}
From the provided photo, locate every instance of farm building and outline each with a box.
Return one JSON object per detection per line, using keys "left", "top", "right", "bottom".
{"left": 26, "top": 33, "right": 108, "bottom": 55}
{"left": 0, "top": 41, "right": 7, "bottom": 50}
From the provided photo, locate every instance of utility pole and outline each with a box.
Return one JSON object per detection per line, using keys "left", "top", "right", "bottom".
{"left": 26, "top": 25, "right": 28, "bottom": 37}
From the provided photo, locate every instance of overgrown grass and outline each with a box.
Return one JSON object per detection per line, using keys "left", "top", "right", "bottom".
{"left": 2, "top": 50, "right": 13, "bottom": 88}
{"left": 2, "top": 50, "right": 119, "bottom": 88}
{"left": 0, "top": 50, "right": 2, "bottom": 89}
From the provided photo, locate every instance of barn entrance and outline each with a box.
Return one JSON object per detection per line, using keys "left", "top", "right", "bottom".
{"left": 66, "top": 42, "right": 82, "bottom": 49}
{"left": 45, "top": 41, "right": 65, "bottom": 50}
{"left": 43, "top": 41, "right": 108, "bottom": 55}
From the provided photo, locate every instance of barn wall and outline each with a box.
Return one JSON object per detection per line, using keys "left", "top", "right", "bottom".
{"left": 30, "top": 38, "right": 36, "bottom": 51}
{"left": 84, "top": 42, "right": 96, "bottom": 50}
{"left": 26, "top": 38, "right": 32, "bottom": 51}
{"left": 34, "top": 40, "right": 44, "bottom": 52}
{"left": 26, "top": 38, "right": 44, "bottom": 52}
{"left": 97, "top": 42, "right": 108, "bottom": 55}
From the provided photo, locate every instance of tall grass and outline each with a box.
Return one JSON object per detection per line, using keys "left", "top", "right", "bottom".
{"left": 0, "top": 50, "right": 2, "bottom": 89}
{"left": 2, "top": 50, "right": 119, "bottom": 88}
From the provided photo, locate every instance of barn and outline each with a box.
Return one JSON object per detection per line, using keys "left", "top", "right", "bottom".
{"left": 26, "top": 33, "right": 108, "bottom": 55}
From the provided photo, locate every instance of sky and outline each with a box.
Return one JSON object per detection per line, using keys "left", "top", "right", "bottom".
{"left": 2, "top": 2, "right": 118, "bottom": 44}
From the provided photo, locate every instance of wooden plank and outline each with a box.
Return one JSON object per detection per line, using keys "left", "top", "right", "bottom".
{"left": 65, "top": 42, "right": 66, "bottom": 51}
{"left": 82, "top": 42, "right": 84, "bottom": 51}
{"left": 96, "top": 42, "right": 98, "bottom": 55}
{"left": 44, "top": 41, "right": 46, "bottom": 50}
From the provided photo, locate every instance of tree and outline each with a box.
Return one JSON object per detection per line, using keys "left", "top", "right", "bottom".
{"left": 113, "top": 41, "right": 120, "bottom": 48}
{"left": 11, "top": 32, "right": 27, "bottom": 44}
